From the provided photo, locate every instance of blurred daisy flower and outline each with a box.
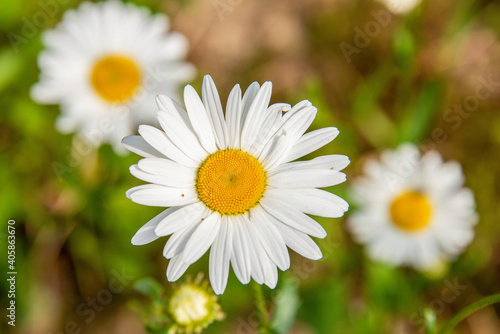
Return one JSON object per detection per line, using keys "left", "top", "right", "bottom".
{"left": 31, "top": 1, "right": 195, "bottom": 152}
{"left": 133, "top": 274, "right": 224, "bottom": 334}
{"left": 377, "top": 0, "right": 421, "bottom": 15}
{"left": 168, "top": 275, "right": 224, "bottom": 334}
{"left": 347, "top": 143, "right": 478, "bottom": 270}
{"left": 124, "top": 75, "right": 349, "bottom": 294}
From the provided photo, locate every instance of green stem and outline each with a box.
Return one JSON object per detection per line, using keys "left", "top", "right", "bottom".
{"left": 438, "top": 293, "right": 500, "bottom": 334}
{"left": 424, "top": 308, "right": 437, "bottom": 334}
{"left": 252, "top": 282, "right": 270, "bottom": 333}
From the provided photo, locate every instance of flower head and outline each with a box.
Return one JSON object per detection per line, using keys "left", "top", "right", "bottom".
{"left": 31, "top": 1, "right": 195, "bottom": 152}
{"left": 133, "top": 275, "right": 223, "bottom": 333}
{"left": 347, "top": 143, "right": 478, "bottom": 270}
{"left": 125, "top": 75, "right": 349, "bottom": 294}
{"left": 168, "top": 275, "right": 224, "bottom": 334}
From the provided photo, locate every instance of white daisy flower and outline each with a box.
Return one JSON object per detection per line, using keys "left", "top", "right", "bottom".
{"left": 31, "top": 1, "right": 195, "bottom": 151}
{"left": 347, "top": 143, "right": 478, "bottom": 270}
{"left": 124, "top": 75, "right": 349, "bottom": 294}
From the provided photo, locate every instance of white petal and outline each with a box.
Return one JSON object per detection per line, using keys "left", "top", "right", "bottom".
{"left": 182, "top": 212, "right": 221, "bottom": 264}
{"left": 266, "top": 188, "right": 349, "bottom": 218}
{"left": 129, "top": 165, "right": 165, "bottom": 186}
{"left": 250, "top": 207, "right": 290, "bottom": 271}
{"left": 435, "top": 220, "right": 475, "bottom": 255}
{"left": 246, "top": 227, "right": 278, "bottom": 288}
{"left": 248, "top": 103, "right": 289, "bottom": 155}
{"left": 260, "top": 197, "right": 327, "bottom": 238}
{"left": 130, "top": 165, "right": 194, "bottom": 189}
{"left": 268, "top": 169, "right": 346, "bottom": 188}
{"left": 137, "top": 157, "right": 194, "bottom": 177}
{"left": 260, "top": 133, "right": 293, "bottom": 170}
{"left": 347, "top": 211, "right": 388, "bottom": 244}
{"left": 273, "top": 222, "right": 323, "bottom": 260}
{"left": 126, "top": 183, "right": 154, "bottom": 197}
{"left": 138, "top": 125, "right": 198, "bottom": 167}
{"left": 202, "top": 75, "right": 228, "bottom": 149}
{"left": 155, "top": 202, "right": 207, "bottom": 236}
{"left": 285, "top": 127, "right": 339, "bottom": 163}
{"left": 209, "top": 216, "right": 233, "bottom": 295}
{"left": 279, "top": 105, "right": 317, "bottom": 142}
{"left": 263, "top": 259, "right": 278, "bottom": 289}
{"left": 155, "top": 95, "right": 191, "bottom": 128}
{"left": 122, "top": 135, "right": 162, "bottom": 158}
{"left": 131, "top": 207, "right": 176, "bottom": 245}
{"left": 280, "top": 100, "right": 312, "bottom": 121}
{"left": 157, "top": 111, "right": 208, "bottom": 161}
{"left": 414, "top": 237, "right": 441, "bottom": 269}
{"left": 240, "top": 82, "right": 260, "bottom": 126}
{"left": 445, "top": 188, "right": 477, "bottom": 221}
{"left": 230, "top": 216, "right": 252, "bottom": 284}
{"left": 328, "top": 155, "right": 351, "bottom": 171}
{"left": 136, "top": 158, "right": 196, "bottom": 187}
{"left": 163, "top": 217, "right": 204, "bottom": 259}
{"left": 127, "top": 184, "right": 197, "bottom": 207}
{"left": 268, "top": 103, "right": 292, "bottom": 115}
{"left": 270, "top": 155, "right": 350, "bottom": 175}
{"left": 240, "top": 82, "right": 273, "bottom": 151}
{"left": 184, "top": 85, "right": 218, "bottom": 153}
{"left": 246, "top": 225, "right": 266, "bottom": 284}
{"left": 225, "top": 84, "right": 242, "bottom": 149}
{"left": 252, "top": 103, "right": 315, "bottom": 158}
{"left": 166, "top": 253, "right": 190, "bottom": 282}
{"left": 152, "top": 32, "right": 188, "bottom": 61}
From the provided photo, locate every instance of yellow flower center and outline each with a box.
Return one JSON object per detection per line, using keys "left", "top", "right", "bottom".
{"left": 169, "top": 285, "right": 210, "bottom": 325}
{"left": 90, "top": 55, "right": 141, "bottom": 103}
{"left": 390, "top": 191, "right": 433, "bottom": 232}
{"left": 196, "top": 149, "right": 266, "bottom": 215}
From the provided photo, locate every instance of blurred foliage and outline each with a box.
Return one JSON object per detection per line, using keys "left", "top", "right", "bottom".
{"left": 1, "top": 0, "right": 500, "bottom": 333}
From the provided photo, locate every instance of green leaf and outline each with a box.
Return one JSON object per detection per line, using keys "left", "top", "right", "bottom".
{"left": 438, "top": 293, "right": 500, "bottom": 334}
{"left": 350, "top": 67, "right": 397, "bottom": 148}
{"left": 393, "top": 26, "right": 416, "bottom": 70}
{"left": 399, "top": 81, "right": 442, "bottom": 143}
{"left": 134, "top": 277, "right": 165, "bottom": 302}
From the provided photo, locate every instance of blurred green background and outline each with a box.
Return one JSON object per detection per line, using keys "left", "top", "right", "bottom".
{"left": 1, "top": 0, "right": 500, "bottom": 333}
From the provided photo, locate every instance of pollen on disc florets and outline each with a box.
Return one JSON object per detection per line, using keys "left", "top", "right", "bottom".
{"left": 196, "top": 149, "right": 266, "bottom": 215}
{"left": 90, "top": 54, "right": 141, "bottom": 103}
{"left": 390, "top": 191, "right": 433, "bottom": 232}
